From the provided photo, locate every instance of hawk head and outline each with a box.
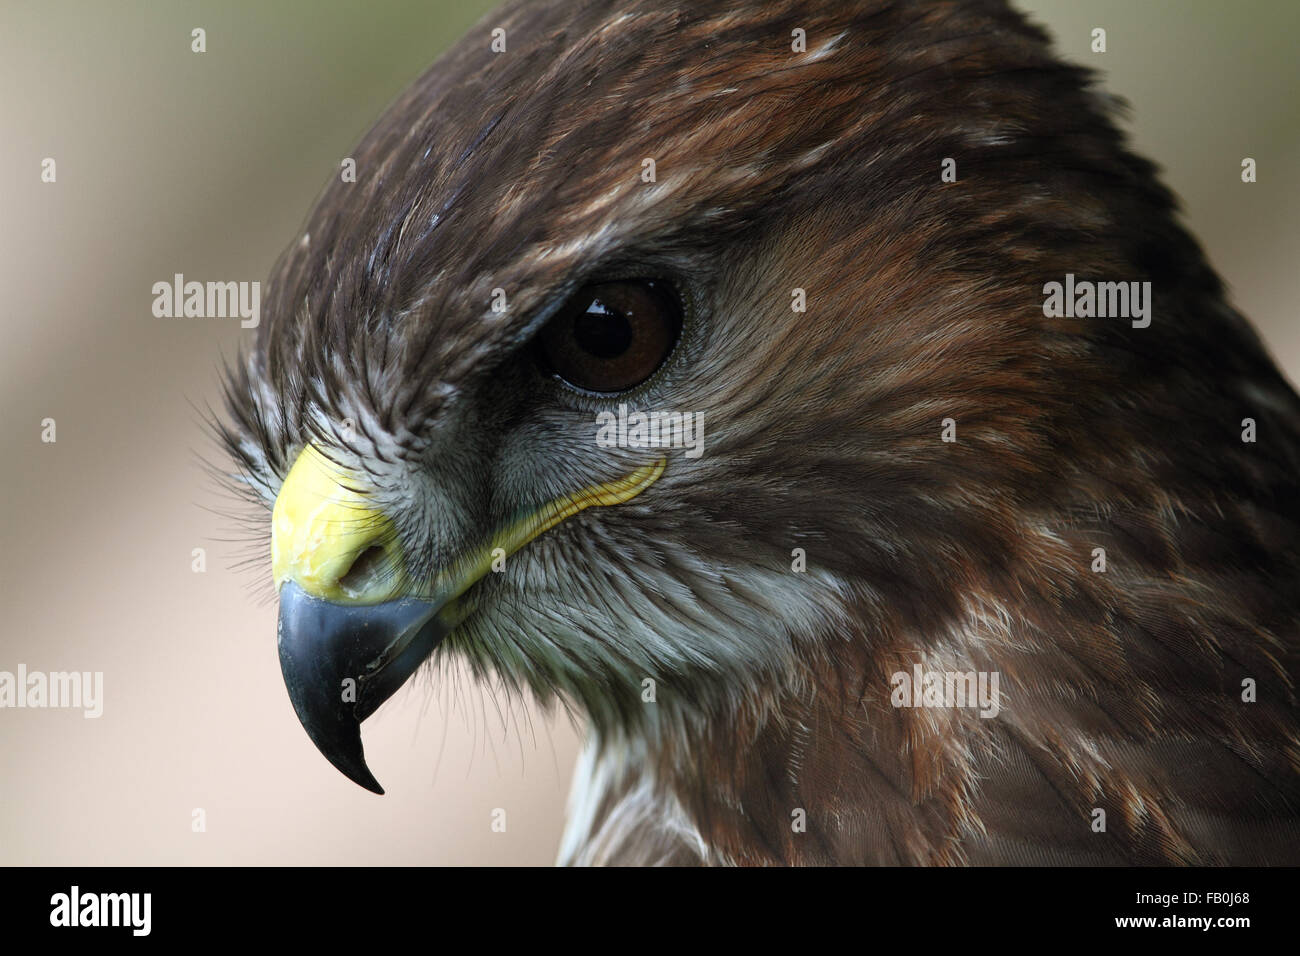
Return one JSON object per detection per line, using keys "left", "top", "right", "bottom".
{"left": 219, "top": 0, "right": 1300, "bottom": 863}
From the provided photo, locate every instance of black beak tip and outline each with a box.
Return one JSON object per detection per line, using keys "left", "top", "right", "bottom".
{"left": 276, "top": 581, "right": 445, "bottom": 796}
{"left": 329, "top": 748, "right": 386, "bottom": 796}
{"left": 277, "top": 633, "right": 387, "bottom": 796}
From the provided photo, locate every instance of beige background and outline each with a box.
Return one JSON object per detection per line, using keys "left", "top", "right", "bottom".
{"left": 1, "top": 1, "right": 1296, "bottom": 865}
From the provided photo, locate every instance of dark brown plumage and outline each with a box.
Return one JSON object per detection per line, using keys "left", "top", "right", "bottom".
{"left": 220, "top": 0, "right": 1300, "bottom": 864}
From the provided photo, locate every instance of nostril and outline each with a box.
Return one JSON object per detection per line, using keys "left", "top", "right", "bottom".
{"left": 338, "top": 544, "right": 388, "bottom": 596}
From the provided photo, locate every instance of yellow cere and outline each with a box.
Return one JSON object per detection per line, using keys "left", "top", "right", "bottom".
{"left": 272, "top": 444, "right": 667, "bottom": 606}
{"left": 271, "top": 444, "right": 403, "bottom": 603}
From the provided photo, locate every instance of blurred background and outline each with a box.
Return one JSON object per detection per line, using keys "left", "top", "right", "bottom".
{"left": 1, "top": 0, "right": 1296, "bottom": 865}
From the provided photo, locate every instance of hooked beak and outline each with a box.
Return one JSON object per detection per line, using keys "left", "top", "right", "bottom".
{"left": 276, "top": 582, "right": 450, "bottom": 794}
{"left": 270, "top": 442, "right": 666, "bottom": 795}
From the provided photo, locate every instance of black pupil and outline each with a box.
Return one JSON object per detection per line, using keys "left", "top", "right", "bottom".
{"left": 573, "top": 299, "right": 633, "bottom": 359}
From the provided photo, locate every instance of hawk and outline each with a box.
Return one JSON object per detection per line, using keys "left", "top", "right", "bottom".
{"left": 217, "top": 0, "right": 1300, "bottom": 865}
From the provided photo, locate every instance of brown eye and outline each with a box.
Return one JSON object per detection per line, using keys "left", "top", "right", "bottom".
{"left": 536, "top": 280, "right": 682, "bottom": 393}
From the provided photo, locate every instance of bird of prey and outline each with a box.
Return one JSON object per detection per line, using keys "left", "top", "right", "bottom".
{"left": 217, "top": 0, "right": 1300, "bottom": 865}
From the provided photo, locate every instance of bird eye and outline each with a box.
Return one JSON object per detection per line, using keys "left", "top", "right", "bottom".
{"left": 536, "top": 279, "right": 682, "bottom": 393}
